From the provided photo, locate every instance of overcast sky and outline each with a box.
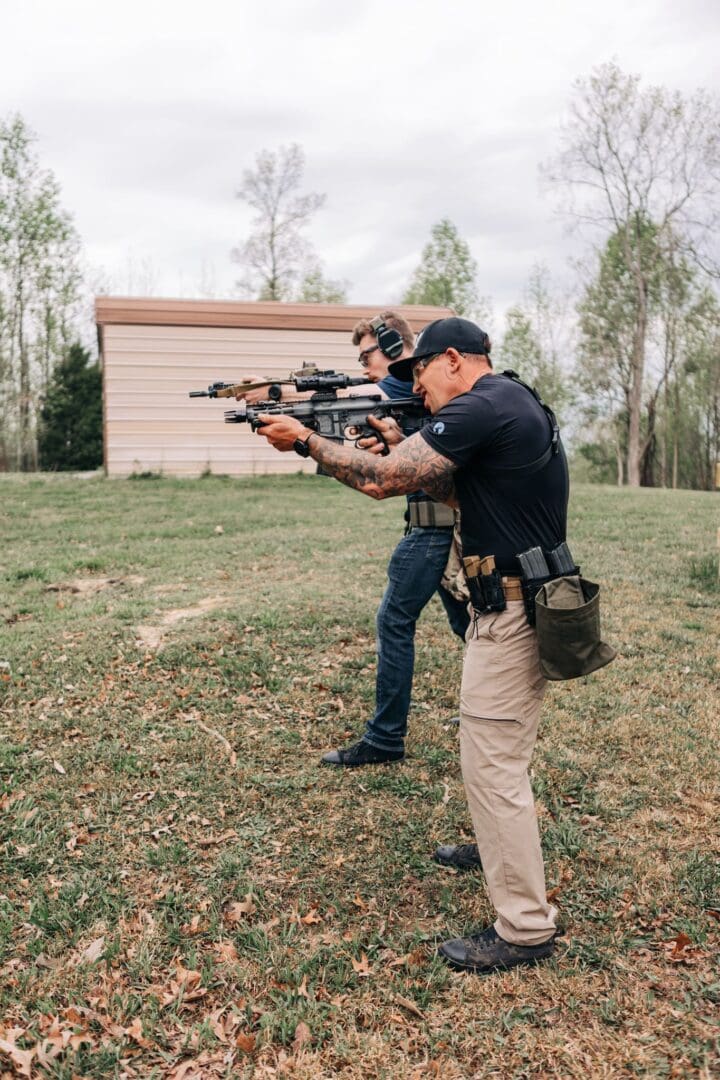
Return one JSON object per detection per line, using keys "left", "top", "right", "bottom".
{"left": 3, "top": 0, "right": 719, "bottom": 326}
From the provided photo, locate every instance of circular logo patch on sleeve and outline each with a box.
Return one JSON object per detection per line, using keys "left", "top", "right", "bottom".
{"left": 431, "top": 421, "right": 445, "bottom": 435}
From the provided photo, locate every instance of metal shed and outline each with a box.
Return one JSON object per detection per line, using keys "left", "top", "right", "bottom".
{"left": 95, "top": 298, "right": 450, "bottom": 477}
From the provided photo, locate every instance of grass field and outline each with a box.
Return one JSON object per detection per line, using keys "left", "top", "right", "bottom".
{"left": 0, "top": 474, "right": 718, "bottom": 1079}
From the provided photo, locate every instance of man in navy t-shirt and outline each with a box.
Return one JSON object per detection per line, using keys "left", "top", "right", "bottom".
{"left": 236, "top": 310, "right": 470, "bottom": 766}
{"left": 255, "top": 316, "right": 568, "bottom": 974}
{"left": 321, "top": 312, "right": 469, "bottom": 766}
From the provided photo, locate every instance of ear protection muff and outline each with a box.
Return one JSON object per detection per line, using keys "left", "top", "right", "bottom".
{"left": 369, "top": 315, "right": 404, "bottom": 361}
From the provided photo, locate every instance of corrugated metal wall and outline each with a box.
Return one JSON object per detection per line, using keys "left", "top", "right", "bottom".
{"left": 103, "top": 324, "right": 361, "bottom": 477}
{"left": 98, "top": 300, "right": 452, "bottom": 478}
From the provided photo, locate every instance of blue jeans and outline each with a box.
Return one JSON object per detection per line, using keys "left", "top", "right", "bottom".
{"left": 363, "top": 527, "right": 470, "bottom": 753}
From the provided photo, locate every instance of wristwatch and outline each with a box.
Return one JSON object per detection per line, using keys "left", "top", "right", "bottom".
{"left": 293, "top": 432, "right": 315, "bottom": 458}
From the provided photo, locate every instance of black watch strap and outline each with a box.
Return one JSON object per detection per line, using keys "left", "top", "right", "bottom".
{"left": 293, "top": 432, "right": 315, "bottom": 458}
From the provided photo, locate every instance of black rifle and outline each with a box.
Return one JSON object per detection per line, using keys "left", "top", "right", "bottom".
{"left": 190, "top": 371, "right": 428, "bottom": 451}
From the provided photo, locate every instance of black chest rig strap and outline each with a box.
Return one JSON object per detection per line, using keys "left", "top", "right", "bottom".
{"left": 480, "top": 370, "right": 560, "bottom": 477}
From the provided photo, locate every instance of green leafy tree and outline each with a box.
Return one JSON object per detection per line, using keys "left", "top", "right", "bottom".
{"left": 0, "top": 113, "right": 82, "bottom": 470}
{"left": 654, "top": 245, "right": 696, "bottom": 487}
{"left": 545, "top": 62, "right": 720, "bottom": 485}
{"left": 402, "top": 219, "right": 480, "bottom": 317}
{"left": 295, "top": 261, "right": 348, "bottom": 304}
{"left": 576, "top": 220, "right": 720, "bottom": 489}
{"left": 663, "top": 289, "right": 720, "bottom": 490}
{"left": 576, "top": 216, "right": 666, "bottom": 484}
{"left": 37, "top": 344, "right": 102, "bottom": 471}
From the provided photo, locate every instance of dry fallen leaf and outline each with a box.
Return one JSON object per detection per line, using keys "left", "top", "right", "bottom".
{"left": 235, "top": 1032, "right": 256, "bottom": 1054}
{"left": 394, "top": 994, "right": 425, "bottom": 1019}
{"left": 181, "top": 915, "right": 204, "bottom": 935}
{"left": 214, "top": 941, "right": 239, "bottom": 963}
{"left": 78, "top": 937, "right": 105, "bottom": 964}
{"left": 225, "top": 894, "right": 256, "bottom": 922}
{"left": 53, "top": 761, "right": 66, "bottom": 775}
{"left": 0, "top": 1036, "right": 34, "bottom": 1078}
{"left": 175, "top": 963, "right": 202, "bottom": 988}
{"left": 293, "top": 1021, "right": 312, "bottom": 1052}
{"left": 351, "top": 952, "right": 371, "bottom": 976}
{"left": 125, "top": 1017, "right": 153, "bottom": 1049}
{"left": 167, "top": 1060, "right": 205, "bottom": 1080}
{"left": 670, "top": 931, "right": 692, "bottom": 957}
{"left": 161, "top": 965, "right": 207, "bottom": 1007}
{"left": 388, "top": 947, "right": 426, "bottom": 968}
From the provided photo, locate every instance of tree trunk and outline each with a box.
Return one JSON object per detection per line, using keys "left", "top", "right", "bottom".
{"left": 626, "top": 278, "right": 647, "bottom": 487}
{"left": 660, "top": 379, "right": 668, "bottom": 488}
{"left": 672, "top": 379, "right": 679, "bottom": 489}
{"left": 640, "top": 399, "right": 657, "bottom": 486}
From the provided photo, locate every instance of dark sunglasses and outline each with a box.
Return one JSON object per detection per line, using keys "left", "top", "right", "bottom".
{"left": 358, "top": 344, "right": 380, "bottom": 367}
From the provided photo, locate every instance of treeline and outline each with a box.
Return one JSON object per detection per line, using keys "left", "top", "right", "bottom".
{"left": 545, "top": 63, "right": 720, "bottom": 490}
{"left": 2, "top": 62, "right": 719, "bottom": 485}
{"left": 477, "top": 248, "right": 720, "bottom": 492}
{"left": 0, "top": 116, "right": 79, "bottom": 469}
{"left": 576, "top": 221, "right": 720, "bottom": 490}
{"left": 230, "top": 66, "right": 720, "bottom": 491}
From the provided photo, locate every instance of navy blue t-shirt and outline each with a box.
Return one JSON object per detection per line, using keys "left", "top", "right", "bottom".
{"left": 377, "top": 373, "right": 415, "bottom": 410}
{"left": 420, "top": 373, "right": 569, "bottom": 574}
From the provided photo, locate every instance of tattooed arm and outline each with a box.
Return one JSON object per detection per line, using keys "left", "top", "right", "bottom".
{"left": 311, "top": 430, "right": 458, "bottom": 504}
{"left": 256, "top": 413, "right": 458, "bottom": 505}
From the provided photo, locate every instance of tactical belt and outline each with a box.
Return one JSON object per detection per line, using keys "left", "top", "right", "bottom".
{"left": 407, "top": 501, "right": 455, "bottom": 528}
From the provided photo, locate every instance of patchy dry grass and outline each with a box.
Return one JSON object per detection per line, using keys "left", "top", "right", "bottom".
{"left": 0, "top": 475, "right": 718, "bottom": 1079}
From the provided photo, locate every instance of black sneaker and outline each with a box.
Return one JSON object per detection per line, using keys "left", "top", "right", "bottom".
{"left": 438, "top": 925, "right": 556, "bottom": 973}
{"left": 433, "top": 843, "right": 482, "bottom": 870}
{"left": 321, "top": 740, "right": 404, "bottom": 768}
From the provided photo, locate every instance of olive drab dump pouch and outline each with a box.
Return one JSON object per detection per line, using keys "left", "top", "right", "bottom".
{"left": 534, "top": 576, "right": 617, "bottom": 681}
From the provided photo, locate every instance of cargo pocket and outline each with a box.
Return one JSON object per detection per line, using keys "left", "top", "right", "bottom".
{"left": 461, "top": 605, "right": 546, "bottom": 722}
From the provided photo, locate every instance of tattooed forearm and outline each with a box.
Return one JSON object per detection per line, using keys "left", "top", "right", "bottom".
{"left": 310, "top": 432, "right": 458, "bottom": 503}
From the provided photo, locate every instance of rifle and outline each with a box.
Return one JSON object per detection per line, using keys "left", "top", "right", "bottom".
{"left": 190, "top": 370, "right": 428, "bottom": 452}
{"left": 189, "top": 363, "right": 371, "bottom": 402}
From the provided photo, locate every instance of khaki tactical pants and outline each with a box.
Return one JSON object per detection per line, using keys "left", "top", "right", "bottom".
{"left": 460, "top": 601, "right": 558, "bottom": 945}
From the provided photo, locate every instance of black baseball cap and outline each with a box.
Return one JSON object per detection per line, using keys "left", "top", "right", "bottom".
{"left": 388, "top": 317, "right": 491, "bottom": 382}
